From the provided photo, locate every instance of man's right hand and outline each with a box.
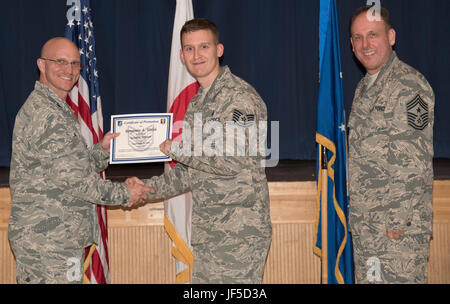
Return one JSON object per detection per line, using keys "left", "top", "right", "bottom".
{"left": 125, "top": 177, "right": 155, "bottom": 207}
{"left": 159, "top": 139, "right": 173, "bottom": 155}
{"left": 386, "top": 229, "right": 405, "bottom": 240}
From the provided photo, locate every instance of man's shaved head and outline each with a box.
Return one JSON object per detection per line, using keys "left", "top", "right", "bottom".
{"left": 37, "top": 37, "right": 81, "bottom": 100}
{"left": 40, "top": 37, "right": 78, "bottom": 58}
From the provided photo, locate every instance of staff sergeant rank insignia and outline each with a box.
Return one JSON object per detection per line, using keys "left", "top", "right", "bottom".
{"left": 407, "top": 94, "right": 429, "bottom": 130}
{"left": 233, "top": 109, "right": 255, "bottom": 128}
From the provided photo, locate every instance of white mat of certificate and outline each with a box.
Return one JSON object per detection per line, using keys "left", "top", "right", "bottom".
{"left": 110, "top": 113, "right": 173, "bottom": 164}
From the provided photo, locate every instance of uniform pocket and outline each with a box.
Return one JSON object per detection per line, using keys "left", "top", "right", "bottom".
{"left": 61, "top": 197, "right": 93, "bottom": 248}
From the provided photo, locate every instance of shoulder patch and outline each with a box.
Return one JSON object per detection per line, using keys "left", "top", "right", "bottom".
{"left": 233, "top": 109, "right": 255, "bottom": 127}
{"left": 407, "top": 95, "right": 429, "bottom": 130}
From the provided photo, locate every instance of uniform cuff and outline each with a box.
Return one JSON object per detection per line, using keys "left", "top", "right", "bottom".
{"left": 170, "top": 141, "right": 182, "bottom": 159}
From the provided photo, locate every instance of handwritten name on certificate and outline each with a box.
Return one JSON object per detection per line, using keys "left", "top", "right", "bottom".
{"left": 110, "top": 113, "right": 173, "bottom": 164}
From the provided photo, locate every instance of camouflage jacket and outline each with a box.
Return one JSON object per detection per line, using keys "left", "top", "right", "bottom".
{"left": 9, "top": 81, "right": 129, "bottom": 253}
{"left": 145, "top": 66, "right": 272, "bottom": 245}
{"left": 348, "top": 52, "right": 434, "bottom": 236}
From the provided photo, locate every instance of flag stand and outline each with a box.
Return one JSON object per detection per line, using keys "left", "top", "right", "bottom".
{"left": 321, "top": 145, "right": 328, "bottom": 284}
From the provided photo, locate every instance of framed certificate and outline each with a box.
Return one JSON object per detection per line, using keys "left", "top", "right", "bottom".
{"left": 110, "top": 113, "right": 173, "bottom": 164}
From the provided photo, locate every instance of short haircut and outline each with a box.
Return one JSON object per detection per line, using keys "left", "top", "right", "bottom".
{"left": 180, "top": 18, "right": 220, "bottom": 45}
{"left": 350, "top": 5, "right": 392, "bottom": 34}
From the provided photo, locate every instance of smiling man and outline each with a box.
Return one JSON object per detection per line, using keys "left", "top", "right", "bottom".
{"left": 8, "top": 37, "right": 152, "bottom": 283}
{"left": 179, "top": 24, "right": 223, "bottom": 88}
{"left": 144, "top": 19, "right": 272, "bottom": 283}
{"left": 347, "top": 6, "right": 435, "bottom": 283}
{"left": 38, "top": 38, "right": 82, "bottom": 99}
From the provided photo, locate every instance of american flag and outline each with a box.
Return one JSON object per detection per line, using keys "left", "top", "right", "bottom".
{"left": 65, "top": 0, "right": 109, "bottom": 284}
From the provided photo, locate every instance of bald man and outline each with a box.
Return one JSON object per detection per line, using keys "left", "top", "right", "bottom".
{"left": 8, "top": 37, "right": 152, "bottom": 284}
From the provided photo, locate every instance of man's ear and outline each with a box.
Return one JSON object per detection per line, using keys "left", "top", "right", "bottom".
{"left": 216, "top": 43, "right": 224, "bottom": 58}
{"left": 179, "top": 49, "right": 185, "bottom": 65}
{"left": 388, "top": 28, "right": 396, "bottom": 47}
{"left": 37, "top": 58, "right": 45, "bottom": 74}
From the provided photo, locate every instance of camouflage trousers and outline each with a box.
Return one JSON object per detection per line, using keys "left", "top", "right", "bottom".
{"left": 352, "top": 232, "right": 430, "bottom": 284}
{"left": 11, "top": 243, "right": 85, "bottom": 284}
{"left": 192, "top": 236, "right": 271, "bottom": 284}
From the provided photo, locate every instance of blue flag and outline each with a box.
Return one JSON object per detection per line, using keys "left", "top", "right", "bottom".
{"left": 313, "top": 0, "right": 354, "bottom": 284}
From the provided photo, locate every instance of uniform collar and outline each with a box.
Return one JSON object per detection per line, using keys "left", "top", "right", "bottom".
{"left": 203, "top": 65, "right": 230, "bottom": 100}
{"left": 376, "top": 51, "right": 397, "bottom": 80}
{"left": 363, "top": 51, "right": 398, "bottom": 86}
{"left": 34, "top": 81, "right": 73, "bottom": 114}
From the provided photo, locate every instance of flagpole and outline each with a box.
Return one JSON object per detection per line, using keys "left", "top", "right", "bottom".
{"left": 321, "top": 145, "right": 328, "bottom": 284}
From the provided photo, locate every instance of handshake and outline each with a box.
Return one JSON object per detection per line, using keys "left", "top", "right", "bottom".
{"left": 124, "top": 177, "right": 156, "bottom": 207}
{"left": 101, "top": 133, "right": 171, "bottom": 207}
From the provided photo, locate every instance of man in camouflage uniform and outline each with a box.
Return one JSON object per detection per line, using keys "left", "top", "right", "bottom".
{"left": 348, "top": 6, "right": 434, "bottom": 283}
{"left": 9, "top": 37, "right": 151, "bottom": 283}
{"left": 144, "top": 19, "right": 272, "bottom": 283}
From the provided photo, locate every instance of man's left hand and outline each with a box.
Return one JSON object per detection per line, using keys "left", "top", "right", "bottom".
{"left": 101, "top": 131, "right": 120, "bottom": 153}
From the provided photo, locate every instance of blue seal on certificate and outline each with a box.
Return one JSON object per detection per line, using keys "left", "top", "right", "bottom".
{"left": 110, "top": 113, "right": 173, "bottom": 164}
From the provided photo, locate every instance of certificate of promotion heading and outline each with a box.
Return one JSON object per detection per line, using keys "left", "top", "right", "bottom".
{"left": 110, "top": 113, "right": 173, "bottom": 164}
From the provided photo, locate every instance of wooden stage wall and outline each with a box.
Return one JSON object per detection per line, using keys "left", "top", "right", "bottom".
{"left": 1, "top": 181, "right": 449, "bottom": 284}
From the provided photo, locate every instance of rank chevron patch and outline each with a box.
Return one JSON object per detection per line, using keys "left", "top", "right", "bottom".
{"left": 233, "top": 109, "right": 255, "bottom": 127}
{"left": 407, "top": 94, "right": 429, "bottom": 130}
